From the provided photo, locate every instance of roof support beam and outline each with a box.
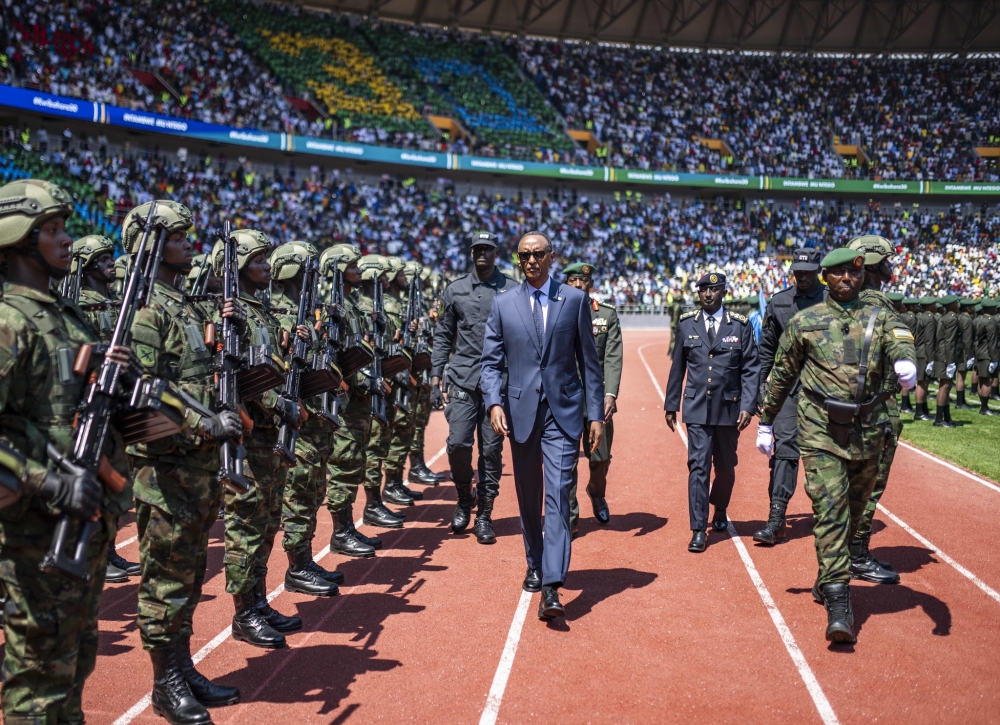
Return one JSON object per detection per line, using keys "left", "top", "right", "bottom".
{"left": 852, "top": 0, "right": 870, "bottom": 48}
{"left": 632, "top": 0, "right": 654, "bottom": 39}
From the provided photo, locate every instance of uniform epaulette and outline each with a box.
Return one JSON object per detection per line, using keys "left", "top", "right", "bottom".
{"left": 598, "top": 301, "right": 616, "bottom": 311}
{"left": 728, "top": 312, "right": 748, "bottom": 323}
{"left": 680, "top": 310, "right": 698, "bottom": 320}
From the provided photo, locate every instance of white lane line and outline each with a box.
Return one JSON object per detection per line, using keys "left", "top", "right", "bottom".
{"left": 897, "top": 441, "right": 1000, "bottom": 495}
{"left": 115, "top": 535, "right": 138, "bottom": 550}
{"left": 637, "top": 341, "right": 839, "bottom": 725}
{"left": 877, "top": 504, "right": 1000, "bottom": 605}
{"left": 479, "top": 590, "right": 533, "bottom": 725}
{"left": 112, "top": 446, "right": 447, "bottom": 725}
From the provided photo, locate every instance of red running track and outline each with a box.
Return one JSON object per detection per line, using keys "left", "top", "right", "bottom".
{"left": 5, "top": 329, "right": 1000, "bottom": 724}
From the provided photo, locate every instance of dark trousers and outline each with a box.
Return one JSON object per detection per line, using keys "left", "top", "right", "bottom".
{"left": 569, "top": 417, "right": 613, "bottom": 527}
{"left": 768, "top": 393, "right": 800, "bottom": 506}
{"left": 445, "top": 384, "right": 503, "bottom": 499}
{"left": 509, "top": 400, "right": 577, "bottom": 587}
{"left": 685, "top": 423, "right": 739, "bottom": 530}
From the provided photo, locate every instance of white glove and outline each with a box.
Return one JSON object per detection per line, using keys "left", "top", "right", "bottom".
{"left": 990, "top": 361, "right": 998, "bottom": 375}
{"left": 756, "top": 424, "right": 774, "bottom": 458}
{"left": 894, "top": 360, "right": 917, "bottom": 391}
{"left": 967, "top": 357, "right": 976, "bottom": 369}
{"left": 925, "top": 362, "right": 934, "bottom": 375}
{"left": 946, "top": 363, "right": 957, "bottom": 378}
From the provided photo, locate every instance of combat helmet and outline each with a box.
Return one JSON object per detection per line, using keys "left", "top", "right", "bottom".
{"left": 269, "top": 241, "right": 317, "bottom": 282}
{"left": 121, "top": 200, "right": 193, "bottom": 254}
{"left": 847, "top": 235, "right": 895, "bottom": 264}
{"left": 358, "top": 254, "right": 390, "bottom": 282}
{"left": 320, "top": 244, "right": 362, "bottom": 277}
{"left": 186, "top": 253, "right": 208, "bottom": 282}
{"left": 71, "top": 235, "right": 116, "bottom": 275}
{"left": 230, "top": 229, "right": 272, "bottom": 271}
{"left": 386, "top": 255, "right": 405, "bottom": 275}
{"left": 0, "top": 179, "right": 74, "bottom": 249}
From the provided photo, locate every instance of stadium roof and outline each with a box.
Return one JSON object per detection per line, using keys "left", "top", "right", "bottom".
{"left": 293, "top": 0, "right": 1000, "bottom": 53}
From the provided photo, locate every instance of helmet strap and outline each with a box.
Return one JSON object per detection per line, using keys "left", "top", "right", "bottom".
{"left": 11, "top": 230, "right": 69, "bottom": 280}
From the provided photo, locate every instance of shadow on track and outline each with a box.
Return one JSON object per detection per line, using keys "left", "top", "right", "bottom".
{"left": 575, "top": 511, "right": 668, "bottom": 539}
{"left": 561, "top": 567, "right": 658, "bottom": 621}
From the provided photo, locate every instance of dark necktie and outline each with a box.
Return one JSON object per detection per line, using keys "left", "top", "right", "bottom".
{"left": 707, "top": 316, "right": 717, "bottom": 346}
{"left": 533, "top": 290, "right": 545, "bottom": 348}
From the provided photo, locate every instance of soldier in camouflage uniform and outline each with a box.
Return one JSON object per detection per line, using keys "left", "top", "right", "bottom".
{"left": 323, "top": 245, "right": 394, "bottom": 557}
{"left": 0, "top": 179, "right": 132, "bottom": 725}
{"left": 218, "top": 230, "right": 302, "bottom": 649}
{"left": 125, "top": 200, "right": 245, "bottom": 724}
{"left": 382, "top": 256, "right": 424, "bottom": 506}
{"left": 845, "top": 236, "right": 903, "bottom": 583}
{"left": 758, "top": 247, "right": 916, "bottom": 645}
{"left": 357, "top": 255, "right": 409, "bottom": 527}
{"left": 70, "top": 234, "right": 143, "bottom": 583}
{"left": 406, "top": 263, "right": 445, "bottom": 486}
{"left": 268, "top": 242, "right": 342, "bottom": 597}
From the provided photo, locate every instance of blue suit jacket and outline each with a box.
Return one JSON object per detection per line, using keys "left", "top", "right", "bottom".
{"left": 481, "top": 279, "right": 605, "bottom": 444}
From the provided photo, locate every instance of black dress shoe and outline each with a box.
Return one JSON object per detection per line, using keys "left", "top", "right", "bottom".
{"left": 981, "top": 408, "right": 998, "bottom": 416}
{"left": 306, "top": 560, "right": 345, "bottom": 585}
{"left": 712, "top": 509, "right": 728, "bottom": 532}
{"left": 589, "top": 493, "right": 610, "bottom": 525}
{"left": 110, "top": 550, "right": 141, "bottom": 576}
{"left": 933, "top": 419, "right": 958, "bottom": 428}
{"left": 382, "top": 483, "right": 415, "bottom": 507}
{"left": 105, "top": 557, "right": 130, "bottom": 583}
{"left": 688, "top": 530, "right": 707, "bottom": 552}
{"left": 522, "top": 568, "right": 541, "bottom": 593}
{"left": 537, "top": 586, "right": 565, "bottom": 619}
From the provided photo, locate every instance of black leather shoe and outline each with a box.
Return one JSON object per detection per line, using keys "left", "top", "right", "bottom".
{"left": 538, "top": 586, "right": 565, "bottom": 619}
{"left": 712, "top": 509, "right": 728, "bottom": 532}
{"left": 522, "top": 568, "right": 541, "bottom": 592}
{"left": 150, "top": 647, "right": 213, "bottom": 725}
{"left": 231, "top": 593, "right": 286, "bottom": 648}
{"left": 285, "top": 551, "right": 339, "bottom": 597}
{"left": 855, "top": 534, "right": 892, "bottom": 570}
{"left": 176, "top": 635, "right": 240, "bottom": 707}
{"left": 981, "top": 408, "right": 998, "bottom": 416}
{"left": 820, "top": 582, "right": 856, "bottom": 644}
{"left": 848, "top": 541, "right": 900, "bottom": 584}
{"left": 330, "top": 509, "right": 376, "bottom": 558}
{"left": 363, "top": 487, "right": 404, "bottom": 529}
{"left": 382, "top": 481, "right": 415, "bottom": 507}
{"left": 473, "top": 496, "right": 497, "bottom": 544}
{"left": 688, "top": 530, "right": 707, "bottom": 552}
{"left": 588, "top": 490, "right": 610, "bottom": 525}
{"left": 110, "top": 550, "right": 141, "bottom": 576}
{"left": 306, "top": 560, "right": 344, "bottom": 585}
{"left": 451, "top": 482, "right": 474, "bottom": 533}
{"left": 398, "top": 481, "right": 424, "bottom": 500}
{"left": 933, "top": 419, "right": 958, "bottom": 428}
{"left": 408, "top": 452, "right": 444, "bottom": 485}
{"left": 106, "top": 556, "right": 131, "bottom": 583}
{"left": 752, "top": 501, "right": 787, "bottom": 545}
{"left": 254, "top": 580, "right": 303, "bottom": 632}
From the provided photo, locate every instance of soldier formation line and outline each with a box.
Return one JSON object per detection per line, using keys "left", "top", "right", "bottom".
{"left": 0, "top": 179, "right": 995, "bottom": 724}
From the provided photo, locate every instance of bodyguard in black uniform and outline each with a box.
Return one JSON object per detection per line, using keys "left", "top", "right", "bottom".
{"left": 431, "top": 232, "right": 517, "bottom": 541}
{"left": 664, "top": 273, "right": 760, "bottom": 553}
{"left": 751, "top": 248, "right": 826, "bottom": 545}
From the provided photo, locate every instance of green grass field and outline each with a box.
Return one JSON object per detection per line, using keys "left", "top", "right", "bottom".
{"left": 898, "top": 387, "right": 1000, "bottom": 483}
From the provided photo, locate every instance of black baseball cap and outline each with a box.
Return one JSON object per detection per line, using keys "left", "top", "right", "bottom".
{"left": 790, "top": 247, "right": 822, "bottom": 271}
{"left": 470, "top": 231, "right": 498, "bottom": 248}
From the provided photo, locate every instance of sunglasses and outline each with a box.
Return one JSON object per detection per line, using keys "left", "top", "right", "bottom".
{"left": 519, "top": 251, "right": 550, "bottom": 261}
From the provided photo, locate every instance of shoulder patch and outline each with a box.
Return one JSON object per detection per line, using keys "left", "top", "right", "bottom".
{"left": 892, "top": 328, "right": 915, "bottom": 341}
{"left": 680, "top": 310, "right": 698, "bottom": 320}
{"left": 729, "top": 312, "right": 748, "bottom": 323}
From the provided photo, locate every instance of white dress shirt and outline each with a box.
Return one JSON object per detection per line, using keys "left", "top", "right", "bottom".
{"left": 704, "top": 307, "right": 724, "bottom": 336}
{"left": 528, "top": 281, "right": 550, "bottom": 332}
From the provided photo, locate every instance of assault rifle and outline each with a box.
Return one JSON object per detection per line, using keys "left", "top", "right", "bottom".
{"left": 368, "top": 277, "right": 391, "bottom": 428}
{"left": 60, "top": 249, "right": 84, "bottom": 303}
{"left": 214, "top": 221, "right": 251, "bottom": 495}
{"left": 43, "top": 203, "right": 185, "bottom": 581}
{"left": 274, "top": 255, "right": 317, "bottom": 464}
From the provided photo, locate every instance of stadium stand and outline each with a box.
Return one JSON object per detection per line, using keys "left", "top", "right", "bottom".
{"left": 3, "top": 0, "right": 999, "bottom": 180}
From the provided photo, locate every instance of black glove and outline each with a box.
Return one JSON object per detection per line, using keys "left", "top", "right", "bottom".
{"left": 276, "top": 396, "right": 302, "bottom": 429}
{"left": 393, "top": 370, "right": 411, "bottom": 387}
{"left": 39, "top": 468, "right": 101, "bottom": 518}
{"left": 200, "top": 410, "right": 242, "bottom": 440}
{"left": 430, "top": 385, "right": 445, "bottom": 410}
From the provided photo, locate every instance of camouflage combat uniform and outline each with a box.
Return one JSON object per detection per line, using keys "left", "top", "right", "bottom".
{"left": 760, "top": 296, "right": 915, "bottom": 586}
{"left": 359, "top": 288, "right": 397, "bottom": 494}
{"left": 0, "top": 284, "right": 130, "bottom": 724}
{"left": 383, "top": 286, "right": 416, "bottom": 481}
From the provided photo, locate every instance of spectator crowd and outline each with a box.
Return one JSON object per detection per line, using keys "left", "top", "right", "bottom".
{"left": 2, "top": 0, "right": 1000, "bottom": 181}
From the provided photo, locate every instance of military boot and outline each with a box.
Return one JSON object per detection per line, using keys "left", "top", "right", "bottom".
{"left": 849, "top": 539, "right": 900, "bottom": 584}
{"left": 407, "top": 452, "right": 443, "bottom": 485}
{"left": 473, "top": 495, "right": 497, "bottom": 545}
{"left": 150, "top": 647, "right": 212, "bottom": 725}
{"left": 382, "top": 472, "right": 415, "bottom": 507}
{"left": 856, "top": 533, "right": 893, "bottom": 570}
{"left": 752, "top": 501, "right": 787, "bottom": 545}
{"left": 306, "top": 559, "right": 344, "bottom": 585}
{"left": 820, "top": 582, "right": 856, "bottom": 644}
{"left": 363, "top": 486, "right": 404, "bottom": 528}
{"left": 231, "top": 591, "right": 285, "bottom": 648}
{"left": 451, "top": 482, "right": 474, "bottom": 533}
{"left": 397, "top": 476, "right": 424, "bottom": 501}
{"left": 254, "top": 578, "right": 303, "bottom": 632}
{"left": 285, "top": 550, "right": 339, "bottom": 596}
{"left": 346, "top": 503, "right": 383, "bottom": 549}
{"left": 106, "top": 552, "right": 131, "bottom": 583}
{"left": 330, "top": 508, "right": 376, "bottom": 558}
{"left": 176, "top": 635, "right": 240, "bottom": 707}
{"left": 110, "top": 549, "right": 141, "bottom": 576}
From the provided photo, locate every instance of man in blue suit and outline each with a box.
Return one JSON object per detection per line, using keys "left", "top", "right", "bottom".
{"left": 481, "top": 232, "right": 605, "bottom": 619}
